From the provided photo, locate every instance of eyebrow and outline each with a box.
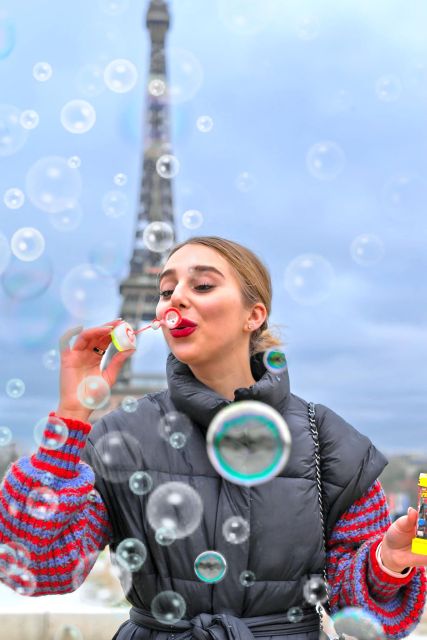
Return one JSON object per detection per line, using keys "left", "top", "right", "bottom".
{"left": 158, "top": 265, "right": 225, "bottom": 285}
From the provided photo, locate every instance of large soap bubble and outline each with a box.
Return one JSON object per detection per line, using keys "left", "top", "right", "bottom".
{"left": 10, "top": 227, "right": 45, "bottom": 262}
{"left": 116, "top": 538, "right": 147, "bottom": 572}
{"left": 76, "top": 63, "right": 106, "bottom": 97}
{"left": 350, "top": 234, "right": 385, "bottom": 266}
{"left": 382, "top": 173, "right": 427, "bottom": 221}
{"left": 146, "top": 481, "right": 203, "bottom": 539}
{"left": 26, "top": 156, "right": 82, "bottom": 213}
{"left": 306, "top": 141, "right": 345, "bottom": 181}
{"left": 60, "top": 263, "right": 116, "bottom": 320}
{"left": 143, "top": 221, "right": 174, "bottom": 252}
{"left": 0, "top": 104, "right": 29, "bottom": 156}
{"left": 194, "top": 550, "right": 227, "bottom": 583}
{"left": 332, "top": 607, "right": 385, "bottom": 640}
{"left": 284, "top": 253, "right": 335, "bottom": 305}
{"left": 90, "top": 430, "right": 144, "bottom": 484}
{"left": 77, "top": 375, "right": 111, "bottom": 410}
{"left": 60, "top": 99, "right": 96, "bottom": 134}
{"left": 151, "top": 591, "right": 186, "bottom": 625}
{"left": 2, "top": 254, "right": 53, "bottom": 300}
{"left": 152, "top": 48, "right": 203, "bottom": 104}
{"left": 206, "top": 400, "right": 291, "bottom": 486}
{"left": 104, "top": 58, "right": 138, "bottom": 93}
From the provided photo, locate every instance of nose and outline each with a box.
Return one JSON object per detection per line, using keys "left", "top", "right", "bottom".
{"left": 170, "top": 282, "right": 188, "bottom": 309}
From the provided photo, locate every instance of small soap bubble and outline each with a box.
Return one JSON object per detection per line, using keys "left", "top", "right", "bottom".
{"left": 89, "top": 240, "right": 125, "bottom": 277}
{"left": 6, "top": 378, "right": 25, "bottom": 398}
{"left": 332, "top": 606, "right": 385, "bottom": 640}
{"left": 50, "top": 203, "right": 83, "bottom": 232}
{"left": 26, "top": 155, "right": 82, "bottom": 214}
{"left": 235, "top": 171, "right": 256, "bottom": 192}
{"left": 151, "top": 590, "right": 186, "bottom": 625}
{"left": 148, "top": 78, "right": 166, "bottom": 96}
{"left": 156, "top": 154, "right": 180, "bottom": 179}
{"left": 163, "top": 308, "right": 181, "bottom": 328}
{"left": 13, "top": 569, "right": 37, "bottom": 596}
{"left": 263, "top": 350, "right": 287, "bottom": 374}
{"left": 116, "top": 538, "right": 147, "bottom": 572}
{"left": 33, "top": 415, "right": 69, "bottom": 450}
{"left": 0, "top": 104, "right": 29, "bottom": 156}
{"left": 76, "top": 63, "right": 105, "bottom": 98}
{"left": 155, "top": 526, "right": 177, "bottom": 546}
{"left": 33, "top": 62, "right": 52, "bottom": 82}
{"left": 194, "top": 550, "right": 227, "bottom": 583}
{"left": 206, "top": 400, "right": 292, "bottom": 486}
{"left": 196, "top": 115, "right": 213, "bottom": 133}
{"left": 146, "top": 481, "right": 203, "bottom": 539}
{"left": 121, "top": 396, "right": 138, "bottom": 412}
{"left": 129, "top": 471, "right": 153, "bottom": 495}
{"left": 240, "top": 570, "right": 255, "bottom": 587}
{"left": 152, "top": 47, "right": 203, "bottom": 105}
{"left": 77, "top": 375, "right": 111, "bottom": 410}
{"left": 60, "top": 263, "right": 116, "bottom": 320}
{"left": 382, "top": 173, "right": 427, "bottom": 221}
{"left": 159, "top": 411, "right": 193, "bottom": 446}
{"left": 60, "top": 99, "right": 96, "bottom": 134}
{"left": 20, "top": 110, "right": 39, "bottom": 129}
{"left": 287, "top": 607, "right": 304, "bottom": 623}
{"left": 0, "top": 426, "right": 12, "bottom": 447}
{"left": 306, "top": 141, "right": 345, "bottom": 181}
{"left": 4, "top": 187, "right": 25, "bottom": 209}
{"left": 376, "top": 74, "right": 402, "bottom": 102}
{"left": 169, "top": 433, "right": 187, "bottom": 449}
{"left": 222, "top": 516, "right": 250, "bottom": 544}
{"left": 113, "top": 172, "right": 127, "bottom": 186}
{"left": 104, "top": 58, "right": 138, "bottom": 93}
{"left": 11, "top": 227, "right": 45, "bottom": 262}
{"left": 26, "top": 487, "right": 59, "bottom": 520}
{"left": 296, "top": 15, "right": 319, "bottom": 40}
{"left": 350, "top": 234, "right": 385, "bottom": 266}
{"left": 284, "top": 254, "right": 335, "bottom": 305}
{"left": 182, "top": 209, "right": 203, "bottom": 229}
{"left": 143, "top": 221, "right": 174, "bottom": 252}
{"left": 102, "top": 190, "right": 128, "bottom": 218}
{"left": 303, "top": 575, "right": 328, "bottom": 605}
{"left": 68, "top": 156, "right": 81, "bottom": 169}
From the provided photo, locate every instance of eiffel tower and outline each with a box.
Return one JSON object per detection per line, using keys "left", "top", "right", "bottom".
{"left": 100, "top": 0, "right": 176, "bottom": 411}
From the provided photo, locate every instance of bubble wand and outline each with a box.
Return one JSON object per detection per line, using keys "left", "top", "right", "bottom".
{"left": 110, "top": 307, "right": 182, "bottom": 352}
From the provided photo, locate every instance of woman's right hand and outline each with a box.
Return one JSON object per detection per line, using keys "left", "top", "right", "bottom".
{"left": 56, "top": 319, "right": 134, "bottom": 421}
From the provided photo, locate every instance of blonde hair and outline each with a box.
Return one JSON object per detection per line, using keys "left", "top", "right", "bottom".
{"left": 165, "top": 236, "right": 285, "bottom": 356}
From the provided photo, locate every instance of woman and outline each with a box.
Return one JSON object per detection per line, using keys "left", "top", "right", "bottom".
{"left": 0, "top": 236, "right": 426, "bottom": 640}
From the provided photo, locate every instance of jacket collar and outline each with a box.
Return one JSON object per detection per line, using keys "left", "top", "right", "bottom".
{"left": 166, "top": 351, "right": 291, "bottom": 432}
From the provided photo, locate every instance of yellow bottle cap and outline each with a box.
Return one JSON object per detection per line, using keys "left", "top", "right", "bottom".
{"left": 412, "top": 538, "right": 427, "bottom": 555}
{"left": 418, "top": 473, "right": 427, "bottom": 488}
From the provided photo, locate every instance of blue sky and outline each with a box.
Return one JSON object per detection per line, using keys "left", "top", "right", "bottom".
{"left": 0, "top": 0, "right": 426, "bottom": 455}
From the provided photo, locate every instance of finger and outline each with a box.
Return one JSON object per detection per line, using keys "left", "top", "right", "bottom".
{"left": 103, "top": 349, "right": 134, "bottom": 387}
{"left": 393, "top": 512, "right": 418, "bottom": 535}
{"left": 73, "top": 323, "right": 118, "bottom": 351}
{"left": 59, "top": 325, "right": 84, "bottom": 353}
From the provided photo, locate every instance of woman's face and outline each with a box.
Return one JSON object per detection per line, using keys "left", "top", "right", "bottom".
{"left": 156, "top": 244, "right": 254, "bottom": 367}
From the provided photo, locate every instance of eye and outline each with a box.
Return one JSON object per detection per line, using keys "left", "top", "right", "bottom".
{"left": 158, "top": 283, "right": 214, "bottom": 299}
{"left": 159, "top": 289, "right": 173, "bottom": 299}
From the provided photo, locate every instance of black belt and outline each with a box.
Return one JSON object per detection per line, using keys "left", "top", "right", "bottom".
{"left": 129, "top": 606, "right": 320, "bottom": 639}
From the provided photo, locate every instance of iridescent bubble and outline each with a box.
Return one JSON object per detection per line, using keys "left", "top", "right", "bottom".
{"left": 240, "top": 570, "right": 255, "bottom": 587}
{"left": 382, "top": 173, "right": 427, "bottom": 221}
{"left": 60, "top": 263, "right": 116, "bottom": 320}
{"left": 20, "top": 110, "right": 39, "bottom": 130}
{"left": 296, "top": 15, "right": 320, "bottom": 41}
{"left": 194, "top": 551, "right": 227, "bottom": 583}
{"left": 287, "top": 607, "right": 304, "bottom": 623}
{"left": 2, "top": 253, "right": 53, "bottom": 300}
{"left": 0, "top": 543, "right": 17, "bottom": 574}
{"left": 155, "top": 527, "right": 177, "bottom": 546}
{"left": 235, "top": 171, "right": 256, "bottom": 192}
{"left": 170, "top": 433, "right": 187, "bottom": 449}
{"left": 102, "top": 190, "right": 128, "bottom": 218}
{"left": 222, "top": 516, "right": 250, "bottom": 544}
{"left": 89, "top": 239, "right": 126, "bottom": 277}
{"left": 60, "top": 99, "right": 96, "bottom": 134}
{"left": 116, "top": 538, "right": 147, "bottom": 572}
{"left": 76, "top": 63, "right": 106, "bottom": 99}
{"left": 4, "top": 187, "right": 25, "bottom": 209}
{"left": 129, "top": 471, "right": 153, "bottom": 495}
{"left": 376, "top": 74, "right": 402, "bottom": 102}
{"left": 196, "top": 115, "right": 213, "bottom": 133}
{"left": 33, "top": 415, "right": 69, "bottom": 450}
{"left": 182, "top": 209, "right": 203, "bottom": 229}
{"left": 0, "top": 17, "right": 15, "bottom": 59}
{"left": 0, "top": 232, "right": 11, "bottom": 275}
{"left": 121, "top": 396, "right": 138, "bottom": 412}
{"left": 26, "top": 155, "right": 82, "bottom": 213}
{"left": 104, "top": 58, "right": 138, "bottom": 93}
{"left": 263, "top": 350, "right": 287, "bottom": 374}
{"left": 159, "top": 411, "right": 193, "bottom": 448}
{"left": 303, "top": 575, "right": 328, "bottom": 605}
{"left": 206, "top": 400, "right": 292, "bottom": 486}
{"left": 152, "top": 48, "right": 203, "bottom": 104}
{"left": 33, "top": 61, "right": 53, "bottom": 82}
{"left": 218, "top": 0, "right": 275, "bottom": 35}
{"left": 284, "top": 254, "right": 335, "bottom": 305}
{"left": 146, "top": 481, "right": 203, "bottom": 539}
{"left": 11, "top": 227, "right": 45, "bottom": 262}
{"left": 156, "top": 154, "right": 180, "bottom": 179}
{"left": 332, "top": 606, "right": 385, "bottom": 640}
{"left": 50, "top": 202, "right": 83, "bottom": 232}
{"left": 98, "top": 0, "right": 129, "bottom": 16}
{"left": 142, "top": 221, "right": 174, "bottom": 252}
{"left": 67, "top": 156, "right": 81, "bottom": 168}
{"left": 306, "top": 141, "right": 345, "bottom": 180}
{"left": 26, "top": 487, "right": 59, "bottom": 520}
{"left": 148, "top": 78, "right": 166, "bottom": 97}
{"left": 0, "top": 426, "right": 12, "bottom": 447}
{"left": 114, "top": 172, "right": 127, "bottom": 186}
{"left": 0, "top": 104, "right": 29, "bottom": 156}
{"left": 77, "top": 375, "right": 111, "bottom": 410}
{"left": 11, "top": 569, "right": 37, "bottom": 596}
{"left": 53, "top": 624, "right": 84, "bottom": 640}
{"left": 151, "top": 591, "right": 186, "bottom": 625}
{"left": 6, "top": 378, "right": 25, "bottom": 398}
{"left": 42, "top": 348, "right": 60, "bottom": 371}
{"left": 90, "top": 431, "right": 144, "bottom": 484}
{"left": 350, "top": 234, "right": 385, "bottom": 266}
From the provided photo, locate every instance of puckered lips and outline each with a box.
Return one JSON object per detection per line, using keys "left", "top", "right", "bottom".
{"left": 170, "top": 317, "right": 197, "bottom": 337}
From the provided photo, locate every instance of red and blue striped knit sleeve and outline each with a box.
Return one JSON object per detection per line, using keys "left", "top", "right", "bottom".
{"left": 0, "top": 412, "right": 113, "bottom": 596}
{"left": 326, "top": 479, "right": 426, "bottom": 639}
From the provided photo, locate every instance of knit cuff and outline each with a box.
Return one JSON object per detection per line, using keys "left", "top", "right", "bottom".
{"left": 369, "top": 538, "right": 416, "bottom": 587}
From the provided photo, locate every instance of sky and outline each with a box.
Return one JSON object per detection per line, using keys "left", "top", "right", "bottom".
{"left": 0, "top": 0, "right": 426, "bottom": 456}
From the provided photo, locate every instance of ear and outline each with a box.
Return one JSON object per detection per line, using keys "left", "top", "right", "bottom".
{"left": 246, "top": 303, "right": 267, "bottom": 332}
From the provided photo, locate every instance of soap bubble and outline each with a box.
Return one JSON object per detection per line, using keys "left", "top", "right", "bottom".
{"left": 77, "top": 375, "right": 111, "bottom": 410}
{"left": 89, "top": 239, "right": 126, "bottom": 277}
{"left": 121, "top": 396, "right": 138, "bottom": 412}
{"left": 235, "top": 171, "right": 256, "bottom": 192}
{"left": 302, "top": 575, "right": 328, "bottom": 605}
{"left": 382, "top": 173, "right": 427, "bottom": 221}
{"left": 146, "top": 481, "right": 203, "bottom": 539}
{"left": 33, "top": 415, "right": 69, "bottom": 450}
{"left": 113, "top": 172, "right": 127, "bottom": 186}
{"left": 0, "top": 232, "right": 11, "bottom": 275}
{"left": 76, "top": 63, "right": 106, "bottom": 97}
{"left": 98, "top": 0, "right": 129, "bottom": 16}
{"left": 151, "top": 320, "right": 161, "bottom": 330}
{"left": 50, "top": 203, "right": 83, "bottom": 232}
{"left": 90, "top": 431, "right": 144, "bottom": 484}
{"left": 33, "top": 61, "right": 52, "bottom": 82}
{"left": 163, "top": 308, "right": 181, "bottom": 328}
{"left": 376, "top": 74, "right": 402, "bottom": 102}
{"left": 26, "top": 486, "right": 59, "bottom": 520}
{"left": 182, "top": 209, "right": 203, "bottom": 229}
{"left": 60, "top": 263, "right": 116, "bottom": 320}
{"left": 350, "top": 234, "right": 385, "bottom": 266}
{"left": 4, "top": 187, "right": 25, "bottom": 209}
{"left": 26, "top": 155, "right": 82, "bottom": 213}
{"left": 296, "top": 15, "right": 319, "bottom": 41}
{"left": 148, "top": 78, "right": 166, "bottom": 97}
{"left": 206, "top": 400, "right": 292, "bottom": 486}
{"left": 306, "top": 141, "right": 345, "bottom": 180}
{"left": 0, "top": 426, "right": 12, "bottom": 447}
{"left": 222, "top": 516, "right": 250, "bottom": 544}
{"left": 284, "top": 254, "right": 335, "bottom": 305}
{"left": 60, "top": 100, "right": 96, "bottom": 134}
{"left": 332, "top": 606, "right": 385, "bottom": 640}
{"left": 104, "top": 58, "right": 138, "bottom": 93}
{"left": 142, "top": 221, "right": 174, "bottom": 252}
{"left": 129, "top": 471, "right": 153, "bottom": 495}
{"left": 155, "top": 527, "right": 177, "bottom": 546}
{"left": 152, "top": 48, "right": 203, "bottom": 104}
{"left": 0, "top": 104, "right": 29, "bottom": 156}
{"left": 20, "top": 110, "right": 39, "bottom": 129}
{"left": 1, "top": 254, "right": 53, "bottom": 300}
{"left": 156, "top": 154, "right": 180, "bottom": 179}
{"left": 102, "top": 190, "right": 128, "bottom": 218}
{"left": 42, "top": 349, "right": 60, "bottom": 371}
{"left": 158, "top": 411, "right": 193, "bottom": 448}
{"left": 196, "top": 115, "right": 213, "bottom": 133}
{"left": 0, "top": 17, "right": 15, "bottom": 59}
{"left": 286, "top": 607, "right": 304, "bottom": 623}
{"left": 116, "top": 538, "right": 147, "bottom": 572}
{"left": 263, "top": 350, "right": 287, "bottom": 374}
{"left": 194, "top": 551, "right": 227, "bottom": 583}
{"left": 151, "top": 591, "right": 186, "bottom": 625}
{"left": 10, "top": 569, "right": 37, "bottom": 596}
{"left": 218, "top": 0, "right": 274, "bottom": 35}
{"left": 67, "top": 156, "right": 81, "bottom": 168}
{"left": 11, "top": 227, "right": 45, "bottom": 261}
{"left": 53, "top": 624, "right": 84, "bottom": 640}
{"left": 240, "top": 570, "right": 255, "bottom": 587}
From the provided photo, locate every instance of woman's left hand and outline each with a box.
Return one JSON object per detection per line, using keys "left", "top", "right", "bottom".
{"left": 381, "top": 507, "right": 427, "bottom": 572}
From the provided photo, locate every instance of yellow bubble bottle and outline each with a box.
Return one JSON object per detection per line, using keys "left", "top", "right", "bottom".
{"left": 411, "top": 473, "right": 427, "bottom": 555}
